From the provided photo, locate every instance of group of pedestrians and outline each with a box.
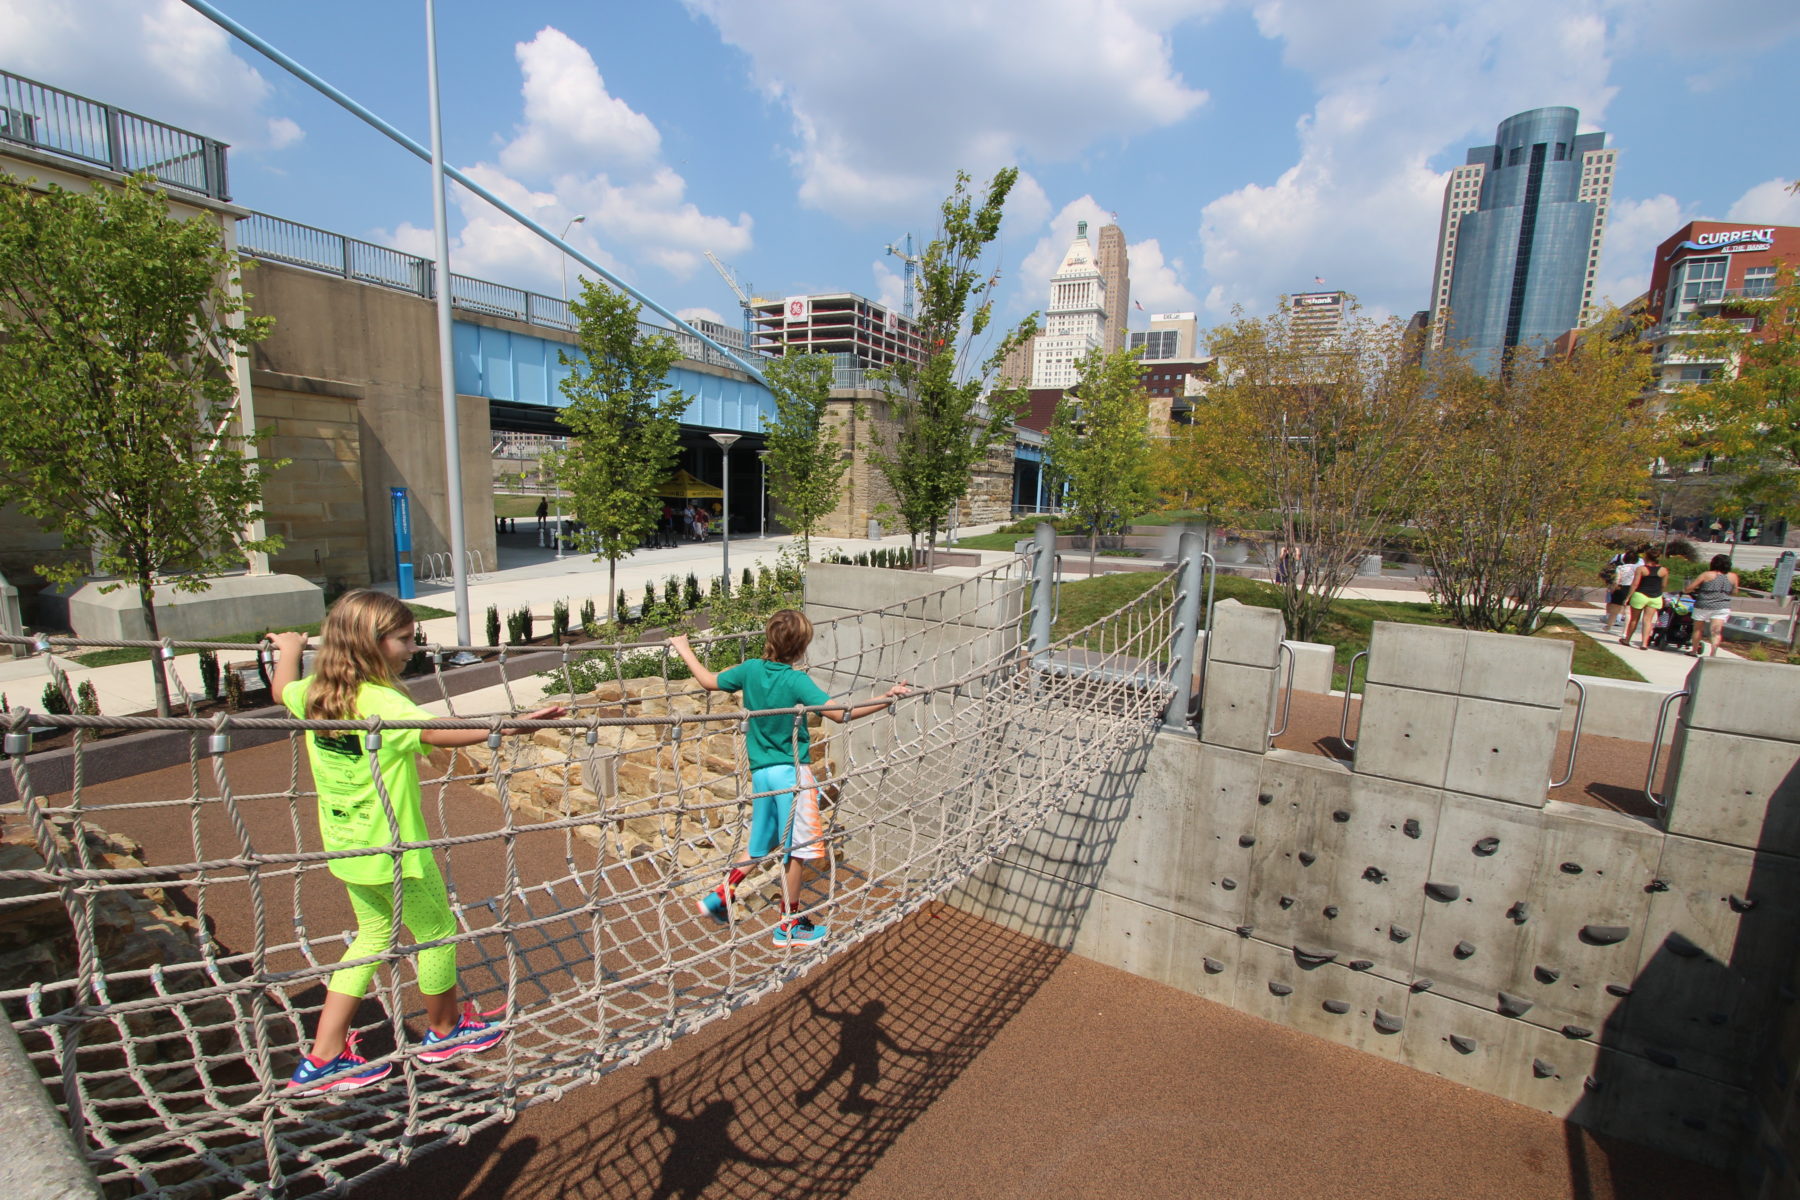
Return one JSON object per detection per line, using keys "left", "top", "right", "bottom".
{"left": 1600, "top": 544, "right": 1739, "bottom": 657}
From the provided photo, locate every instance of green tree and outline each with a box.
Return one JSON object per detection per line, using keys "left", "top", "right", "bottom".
{"left": 556, "top": 280, "right": 686, "bottom": 619}
{"left": 761, "top": 352, "right": 846, "bottom": 559}
{"left": 1047, "top": 347, "right": 1155, "bottom": 574}
{"left": 872, "top": 169, "right": 1038, "bottom": 562}
{"left": 1668, "top": 265, "right": 1800, "bottom": 525}
{"left": 0, "top": 175, "right": 281, "bottom": 714}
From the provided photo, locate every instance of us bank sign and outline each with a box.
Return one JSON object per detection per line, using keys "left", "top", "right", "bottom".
{"left": 1672, "top": 228, "right": 1776, "bottom": 256}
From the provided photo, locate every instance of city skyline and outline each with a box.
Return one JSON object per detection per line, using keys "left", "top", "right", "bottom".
{"left": 8, "top": 0, "right": 1799, "bottom": 342}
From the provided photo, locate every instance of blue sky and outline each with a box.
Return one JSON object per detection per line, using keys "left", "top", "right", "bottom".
{"left": 10, "top": 0, "right": 1800, "bottom": 338}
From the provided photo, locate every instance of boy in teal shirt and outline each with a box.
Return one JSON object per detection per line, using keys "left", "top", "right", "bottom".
{"left": 670, "top": 609, "right": 908, "bottom": 946}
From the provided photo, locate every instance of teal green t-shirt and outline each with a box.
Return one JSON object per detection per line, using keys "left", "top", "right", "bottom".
{"left": 716, "top": 658, "right": 831, "bottom": 770}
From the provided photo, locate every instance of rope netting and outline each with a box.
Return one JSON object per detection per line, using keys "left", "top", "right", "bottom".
{"left": 0, "top": 556, "right": 1185, "bottom": 1198}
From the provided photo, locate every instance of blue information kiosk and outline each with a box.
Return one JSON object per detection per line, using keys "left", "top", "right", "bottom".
{"left": 391, "top": 486, "right": 416, "bottom": 600}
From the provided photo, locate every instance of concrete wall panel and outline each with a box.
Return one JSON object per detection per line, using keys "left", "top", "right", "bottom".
{"left": 1199, "top": 659, "right": 1276, "bottom": 753}
{"left": 1683, "top": 658, "right": 1800, "bottom": 745}
{"left": 1665, "top": 727, "right": 1800, "bottom": 856}
{"left": 1404, "top": 989, "right": 1598, "bottom": 1115}
{"left": 1578, "top": 1049, "right": 1750, "bottom": 1170}
{"left": 1205, "top": 600, "right": 1284, "bottom": 668}
{"left": 1351, "top": 682, "right": 1456, "bottom": 789}
{"left": 1460, "top": 630, "right": 1571, "bottom": 707}
{"left": 1443, "top": 695, "right": 1560, "bottom": 807}
{"left": 1236, "top": 938, "right": 1412, "bottom": 1064}
{"left": 1411, "top": 793, "right": 1547, "bottom": 1010}
{"left": 1366, "top": 623, "right": 1464, "bottom": 693}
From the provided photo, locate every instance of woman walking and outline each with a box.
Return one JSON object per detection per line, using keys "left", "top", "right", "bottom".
{"left": 1684, "top": 554, "right": 1740, "bottom": 658}
{"left": 1619, "top": 549, "right": 1669, "bottom": 650}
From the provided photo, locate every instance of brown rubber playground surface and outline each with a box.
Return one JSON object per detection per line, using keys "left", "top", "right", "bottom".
{"left": 36, "top": 727, "right": 1724, "bottom": 1200}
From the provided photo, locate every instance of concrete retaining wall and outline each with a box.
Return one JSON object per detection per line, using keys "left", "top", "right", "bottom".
{"left": 952, "top": 610, "right": 1800, "bottom": 1182}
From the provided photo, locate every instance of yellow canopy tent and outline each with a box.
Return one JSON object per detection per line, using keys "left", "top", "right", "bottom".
{"left": 656, "top": 469, "right": 725, "bottom": 499}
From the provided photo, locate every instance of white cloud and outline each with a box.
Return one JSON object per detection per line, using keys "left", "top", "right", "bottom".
{"left": 1593, "top": 193, "right": 1690, "bottom": 309}
{"left": 1017, "top": 196, "right": 1116, "bottom": 315}
{"left": 677, "top": 306, "right": 727, "bottom": 325}
{"left": 1728, "top": 179, "right": 1800, "bottom": 226}
{"left": 871, "top": 259, "right": 907, "bottom": 316}
{"left": 1126, "top": 237, "right": 1196, "bottom": 317}
{"left": 380, "top": 27, "right": 751, "bottom": 297}
{"left": 684, "top": 0, "right": 1214, "bottom": 224}
{"left": 0, "top": 0, "right": 303, "bottom": 153}
{"left": 1198, "top": 0, "right": 1628, "bottom": 318}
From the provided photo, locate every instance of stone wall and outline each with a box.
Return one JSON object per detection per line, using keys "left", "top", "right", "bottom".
{"left": 954, "top": 603, "right": 1800, "bottom": 1178}
{"left": 255, "top": 376, "right": 370, "bottom": 589}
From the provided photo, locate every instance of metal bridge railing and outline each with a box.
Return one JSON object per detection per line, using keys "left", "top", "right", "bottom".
{"left": 0, "top": 70, "right": 229, "bottom": 201}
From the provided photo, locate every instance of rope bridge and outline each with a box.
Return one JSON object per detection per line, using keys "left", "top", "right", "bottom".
{"left": 0, "top": 551, "right": 1191, "bottom": 1198}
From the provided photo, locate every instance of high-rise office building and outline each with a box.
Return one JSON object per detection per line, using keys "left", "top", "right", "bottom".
{"left": 1427, "top": 107, "right": 1614, "bottom": 372}
{"left": 1097, "top": 223, "right": 1130, "bottom": 354}
{"left": 1031, "top": 220, "right": 1109, "bottom": 389}
{"left": 1284, "top": 290, "right": 1349, "bottom": 346}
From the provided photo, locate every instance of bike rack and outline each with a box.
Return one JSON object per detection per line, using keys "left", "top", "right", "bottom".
{"left": 1643, "top": 688, "right": 1690, "bottom": 810}
{"left": 1338, "top": 649, "right": 1370, "bottom": 752}
{"left": 1268, "top": 641, "right": 1296, "bottom": 742}
{"left": 1550, "top": 676, "right": 1586, "bottom": 789}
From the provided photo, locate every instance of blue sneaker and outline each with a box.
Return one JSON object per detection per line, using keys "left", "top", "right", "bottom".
{"left": 419, "top": 1005, "right": 506, "bottom": 1063}
{"left": 697, "top": 885, "right": 732, "bottom": 924}
{"left": 772, "top": 917, "right": 827, "bottom": 947}
{"left": 286, "top": 1033, "right": 391, "bottom": 1096}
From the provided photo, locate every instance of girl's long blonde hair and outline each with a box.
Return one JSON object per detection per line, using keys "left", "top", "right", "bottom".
{"left": 304, "top": 590, "right": 415, "bottom": 720}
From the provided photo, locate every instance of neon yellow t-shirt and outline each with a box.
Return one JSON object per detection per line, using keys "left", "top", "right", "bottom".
{"left": 283, "top": 678, "right": 437, "bottom": 885}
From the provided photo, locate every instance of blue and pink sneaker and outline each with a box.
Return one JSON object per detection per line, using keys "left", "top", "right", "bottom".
{"left": 697, "top": 883, "right": 734, "bottom": 923}
{"left": 285, "top": 1032, "right": 391, "bottom": 1096}
{"left": 418, "top": 1004, "right": 507, "bottom": 1063}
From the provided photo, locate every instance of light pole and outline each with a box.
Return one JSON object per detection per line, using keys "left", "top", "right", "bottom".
{"left": 757, "top": 449, "right": 769, "bottom": 539}
{"left": 710, "top": 432, "right": 741, "bottom": 593}
{"left": 560, "top": 214, "right": 586, "bottom": 305}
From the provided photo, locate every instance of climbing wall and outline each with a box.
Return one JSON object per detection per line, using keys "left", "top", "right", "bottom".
{"left": 953, "top": 608, "right": 1800, "bottom": 1179}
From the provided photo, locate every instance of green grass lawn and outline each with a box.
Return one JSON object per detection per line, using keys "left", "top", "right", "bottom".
{"left": 496, "top": 492, "right": 554, "bottom": 519}
{"left": 69, "top": 603, "right": 456, "bottom": 668}
{"left": 1045, "top": 571, "right": 1645, "bottom": 687}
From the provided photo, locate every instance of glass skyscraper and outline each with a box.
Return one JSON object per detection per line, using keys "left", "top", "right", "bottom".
{"left": 1427, "top": 107, "right": 1614, "bottom": 374}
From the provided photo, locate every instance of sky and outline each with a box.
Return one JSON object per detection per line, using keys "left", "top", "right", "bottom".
{"left": 8, "top": 0, "right": 1800, "bottom": 342}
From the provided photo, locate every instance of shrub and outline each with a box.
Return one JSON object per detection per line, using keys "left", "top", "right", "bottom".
{"left": 1666, "top": 537, "right": 1698, "bottom": 561}
{"left": 742, "top": 567, "right": 753, "bottom": 592}
{"left": 223, "top": 671, "right": 244, "bottom": 711}
{"left": 758, "top": 566, "right": 774, "bottom": 596}
{"left": 410, "top": 627, "right": 428, "bottom": 674}
{"left": 199, "top": 649, "right": 221, "bottom": 700}
{"left": 518, "top": 606, "right": 535, "bottom": 643}
{"left": 708, "top": 575, "right": 722, "bottom": 600}
{"left": 485, "top": 604, "right": 501, "bottom": 648}
{"left": 684, "top": 573, "right": 701, "bottom": 609}
{"left": 616, "top": 590, "right": 631, "bottom": 623}
{"left": 581, "top": 598, "right": 597, "bottom": 629}
{"left": 553, "top": 598, "right": 570, "bottom": 636}
{"left": 505, "top": 608, "right": 526, "bottom": 645}
{"left": 663, "top": 576, "right": 681, "bottom": 611}
{"left": 76, "top": 680, "right": 100, "bottom": 716}
{"left": 41, "top": 681, "right": 71, "bottom": 715}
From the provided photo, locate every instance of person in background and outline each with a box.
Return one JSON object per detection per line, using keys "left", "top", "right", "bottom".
{"left": 1619, "top": 549, "right": 1669, "bottom": 650}
{"left": 1684, "top": 554, "right": 1740, "bottom": 658}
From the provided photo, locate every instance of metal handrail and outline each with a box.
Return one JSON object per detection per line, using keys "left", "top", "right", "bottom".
{"left": 1550, "top": 677, "right": 1586, "bottom": 789}
{"left": 1268, "top": 642, "right": 1297, "bottom": 740}
{"left": 1339, "top": 650, "right": 1369, "bottom": 751}
{"left": 1644, "top": 689, "right": 1690, "bottom": 810}
{"left": 1051, "top": 554, "right": 1064, "bottom": 626}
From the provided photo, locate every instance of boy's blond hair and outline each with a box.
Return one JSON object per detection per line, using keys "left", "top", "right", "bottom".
{"left": 764, "top": 609, "right": 813, "bottom": 664}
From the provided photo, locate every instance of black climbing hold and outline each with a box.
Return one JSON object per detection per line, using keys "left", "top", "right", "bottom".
{"left": 1425, "top": 882, "right": 1462, "bottom": 903}
{"left": 1221, "top": 878, "right": 1238, "bottom": 891}
{"left": 1533, "top": 1059, "right": 1557, "bottom": 1079}
{"left": 1534, "top": 965, "right": 1561, "bottom": 985}
{"left": 1239, "top": 834, "right": 1257, "bottom": 847}
{"left": 1497, "top": 991, "right": 1534, "bottom": 1018}
{"left": 1707, "top": 1012, "right": 1728, "bottom": 1027}
{"left": 1453, "top": 941, "right": 1476, "bottom": 960}
{"left": 1294, "top": 945, "right": 1337, "bottom": 968}
{"left": 1362, "top": 866, "right": 1388, "bottom": 884}
{"left": 1411, "top": 978, "right": 1434, "bottom": 993}
{"left": 1279, "top": 895, "right": 1296, "bottom": 909}
{"left": 1349, "top": 960, "right": 1373, "bottom": 971}
{"left": 1373, "top": 1009, "right": 1403, "bottom": 1034}
{"left": 1323, "top": 999, "right": 1350, "bottom": 1015}
{"left": 1257, "top": 792, "right": 1274, "bottom": 805}
{"left": 1646, "top": 878, "right": 1669, "bottom": 893}
{"left": 1323, "top": 906, "right": 1340, "bottom": 919}
{"left": 1473, "top": 837, "right": 1500, "bottom": 857}
{"left": 1562, "top": 1025, "right": 1592, "bottom": 1040}
{"left": 1390, "top": 925, "right": 1412, "bottom": 943}
{"left": 1646, "top": 1047, "right": 1679, "bottom": 1069}
{"left": 1299, "top": 851, "right": 1317, "bottom": 867}
{"left": 1507, "top": 901, "right": 1530, "bottom": 925}
{"left": 1268, "top": 981, "right": 1294, "bottom": 997}
{"left": 1235, "top": 924, "right": 1255, "bottom": 938}
{"left": 1203, "top": 957, "right": 1225, "bottom": 975}
{"left": 1583, "top": 1075, "right": 1601, "bottom": 1092}
{"left": 1605, "top": 983, "right": 1632, "bottom": 998}
{"left": 1666, "top": 932, "right": 1704, "bottom": 959}
{"left": 1729, "top": 894, "right": 1757, "bottom": 914}
{"left": 1580, "top": 924, "right": 1631, "bottom": 946}
{"left": 1560, "top": 861, "right": 1584, "bottom": 875}
{"left": 1333, "top": 810, "right": 1351, "bottom": 823}
{"left": 1403, "top": 818, "right": 1422, "bottom": 840}
{"left": 1449, "top": 1034, "right": 1477, "bottom": 1055}
{"left": 1682, "top": 1117, "right": 1708, "bottom": 1132}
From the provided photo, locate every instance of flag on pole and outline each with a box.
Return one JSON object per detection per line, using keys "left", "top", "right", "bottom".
{"left": 1134, "top": 300, "right": 1145, "bottom": 311}
{"left": 1314, "top": 276, "right": 1326, "bottom": 285}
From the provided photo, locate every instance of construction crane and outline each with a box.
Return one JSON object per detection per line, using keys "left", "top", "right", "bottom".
{"left": 884, "top": 234, "right": 919, "bottom": 320}
{"left": 704, "top": 250, "right": 757, "bottom": 355}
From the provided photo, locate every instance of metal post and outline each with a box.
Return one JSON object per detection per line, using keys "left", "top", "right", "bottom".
{"left": 710, "top": 432, "right": 740, "bottom": 593}
{"left": 424, "top": 0, "right": 471, "bottom": 650}
{"left": 757, "top": 449, "right": 769, "bottom": 539}
{"left": 1164, "top": 529, "right": 1206, "bottom": 728}
{"left": 1028, "top": 522, "right": 1056, "bottom": 657}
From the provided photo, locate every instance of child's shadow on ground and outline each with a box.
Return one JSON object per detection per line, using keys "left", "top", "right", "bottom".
{"left": 793, "top": 996, "right": 934, "bottom": 1116}
{"left": 646, "top": 1075, "right": 795, "bottom": 1200}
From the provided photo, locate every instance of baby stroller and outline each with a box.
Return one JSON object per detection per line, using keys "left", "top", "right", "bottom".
{"left": 1648, "top": 594, "right": 1695, "bottom": 651}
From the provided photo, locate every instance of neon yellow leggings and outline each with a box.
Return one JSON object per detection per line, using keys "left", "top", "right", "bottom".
{"left": 327, "top": 857, "right": 459, "bottom": 999}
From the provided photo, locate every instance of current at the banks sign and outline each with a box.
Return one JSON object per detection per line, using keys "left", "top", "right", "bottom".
{"left": 1673, "top": 228, "right": 1776, "bottom": 255}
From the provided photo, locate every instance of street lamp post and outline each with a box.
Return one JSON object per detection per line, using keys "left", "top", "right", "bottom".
{"left": 710, "top": 432, "right": 742, "bottom": 593}
{"left": 757, "top": 449, "right": 769, "bottom": 539}
{"left": 560, "top": 214, "right": 586, "bottom": 305}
